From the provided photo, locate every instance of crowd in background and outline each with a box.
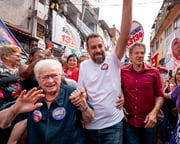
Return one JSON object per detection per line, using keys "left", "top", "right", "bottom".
{"left": 0, "top": 0, "right": 180, "bottom": 143}
{"left": 0, "top": 43, "right": 180, "bottom": 144}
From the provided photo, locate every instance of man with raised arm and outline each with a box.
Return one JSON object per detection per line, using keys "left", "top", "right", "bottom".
{"left": 77, "top": 0, "right": 132, "bottom": 143}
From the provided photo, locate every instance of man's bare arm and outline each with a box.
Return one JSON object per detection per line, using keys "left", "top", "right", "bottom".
{"left": 115, "top": 0, "right": 132, "bottom": 60}
{"left": 144, "top": 96, "right": 164, "bottom": 128}
{"left": 19, "top": 60, "right": 38, "bottom": 80}
{"left": 69, "top": 88, "right": 94, "bottom": 124}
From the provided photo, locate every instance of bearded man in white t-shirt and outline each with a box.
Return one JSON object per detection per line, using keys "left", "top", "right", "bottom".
{"left": 77, "top": 0, "right": 132, "bottom": 143}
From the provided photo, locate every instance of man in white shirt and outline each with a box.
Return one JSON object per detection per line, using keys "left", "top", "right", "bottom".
{"left": 77, "top": 0, "right": 132, "bottom": 143}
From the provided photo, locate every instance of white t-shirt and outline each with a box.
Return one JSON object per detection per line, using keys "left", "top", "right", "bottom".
{"left": 77, "top": 52, "right": 124, "bottom": 129}
{"left": 64, "top": 77, "right": 77, "bottom": 88}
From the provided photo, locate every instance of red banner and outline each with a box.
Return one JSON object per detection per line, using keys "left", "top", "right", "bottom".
{"left": 151, "top": 53, "right": 159, "bottom": 67}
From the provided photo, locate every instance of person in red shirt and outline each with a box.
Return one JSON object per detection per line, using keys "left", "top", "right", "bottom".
{"left": 121, "top": 43, "right": 164, "bottom": 144}
{"left": 64, "top": 54, "right": 79, "bottom": 82}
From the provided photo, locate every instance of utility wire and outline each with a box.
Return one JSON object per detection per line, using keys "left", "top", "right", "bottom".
{"left": 59, "top": 0, "right": 163, "bottom": 7}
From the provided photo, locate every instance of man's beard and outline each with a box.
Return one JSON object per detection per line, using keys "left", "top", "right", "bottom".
{"left": 92, "top": 53, "right": 105, "bottom": 64}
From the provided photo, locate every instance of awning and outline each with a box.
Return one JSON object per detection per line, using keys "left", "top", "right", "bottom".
{"left": 6, "top": 23, "right": 32, "bottom": 38}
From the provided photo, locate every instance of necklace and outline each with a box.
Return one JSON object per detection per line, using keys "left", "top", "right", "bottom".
{"left": 44, "top": 96, "right": 57, "bottom": 102}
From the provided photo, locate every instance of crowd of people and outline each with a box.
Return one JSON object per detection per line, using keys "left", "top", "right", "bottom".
{"left": 0, "top": 0, "right": 180, "bottom": 144}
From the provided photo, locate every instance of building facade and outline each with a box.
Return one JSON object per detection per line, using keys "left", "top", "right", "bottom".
{"left": 0, "top": 0, "right": 117, "bottom": 58}
{"left": 0, "top": 0, "right": 49, "bottom": 53}
{"left": 150, "top": 0, "right": 180, "bottom": 70}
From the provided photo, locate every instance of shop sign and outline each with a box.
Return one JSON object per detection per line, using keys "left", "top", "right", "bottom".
{"left": 38, "top": 39, "right": 46, "bottom": 49}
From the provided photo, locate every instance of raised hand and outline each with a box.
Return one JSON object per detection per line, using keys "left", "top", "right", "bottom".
{"left": 12, "top": 88, "right": 45, "bottom": 114}
{"left": 0, "top": 88, "right": 45, "bottom": 128}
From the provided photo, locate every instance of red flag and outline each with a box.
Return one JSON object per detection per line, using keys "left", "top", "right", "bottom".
{"left": 151, "top": 53, "right": 159, "bottom": 67}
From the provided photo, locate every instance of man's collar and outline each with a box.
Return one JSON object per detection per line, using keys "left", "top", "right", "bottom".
{"left": 129, "top": 63, "right": 150, "bottom": 72}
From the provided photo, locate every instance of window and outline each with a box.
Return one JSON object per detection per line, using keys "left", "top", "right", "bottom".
{"left": 36, "top": 23, "right": 44, "bottom": 39}
{"left": 155, "top": 40, "right": 159, "bottom": 51}
{"left": 39, "top": 0, "right": 45, "bottom": 4}
{"left": 174, "top": 15, "right": 180, "bottom": 30}
{"left": 165, "top": 25, "right": 172, "bottom": 37}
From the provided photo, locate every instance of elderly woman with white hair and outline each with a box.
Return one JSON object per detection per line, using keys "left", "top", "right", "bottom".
{"left": 0, "top": 58, "right": 94, "bottom": 144}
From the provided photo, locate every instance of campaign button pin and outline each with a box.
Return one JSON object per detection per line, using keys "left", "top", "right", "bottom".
{"left": 101, "top": 63, "right": 109, "bottom": 70}
{"left": 52, "top": 107, "right": 66, "bottom": 120}
{"left": 32, "top": 110, "right": 42, "bottom": 122}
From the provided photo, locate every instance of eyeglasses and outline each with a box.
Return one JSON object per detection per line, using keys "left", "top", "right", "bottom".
{"left": 176, "top": 72, "right": 180, "bottom": 76}
{"left": 39, "top": 74, "right": 61, "bottom": 81}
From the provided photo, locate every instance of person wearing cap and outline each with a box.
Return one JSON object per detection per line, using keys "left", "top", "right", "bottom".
{"left": 158, "top": 65, "right": 169, "bottom": 79}
{"left": 121, "top": 43, "right": 164, "bottom": 144}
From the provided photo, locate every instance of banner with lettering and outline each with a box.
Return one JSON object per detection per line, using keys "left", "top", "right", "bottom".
{"left": 164, "top": 29, "right": 180, "bottom": 70}
{"left": 126, "top": 20, "right": 144, "bottom": 56}
{"left": 52, "top": 11, "right": 81, "bottom": 56}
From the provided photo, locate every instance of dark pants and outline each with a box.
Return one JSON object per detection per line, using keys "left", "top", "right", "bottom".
{"left": 124, "top": 122, "right": 156, "bottom": 144}
{"left": 84, "top": 121, "right": 123, "bottom": 144}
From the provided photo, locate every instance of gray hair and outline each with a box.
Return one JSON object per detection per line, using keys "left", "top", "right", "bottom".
{"left": 129, "top": 43, "right": 146, "bottom": 54}
{"left": 34, "top": 58, "right": 62, "bottom": 78}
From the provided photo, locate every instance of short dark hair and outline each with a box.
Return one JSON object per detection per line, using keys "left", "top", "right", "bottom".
{"left": 66, "top": 54, "right": 78, "bottom": 63}
{"left": 129, "top": 43, "right": 146, "bottom": 54}
{"left": 29, "top": 48, "right": 43, "bottom": 57}
{"left": 86, "top": 33, "right": 103, "bottom": 48}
